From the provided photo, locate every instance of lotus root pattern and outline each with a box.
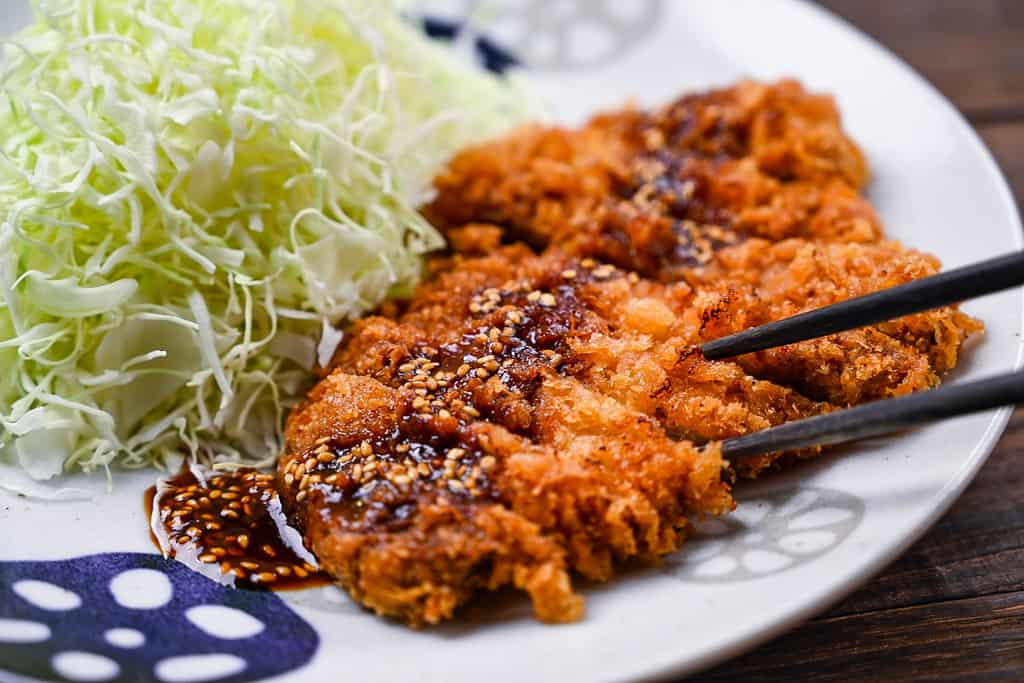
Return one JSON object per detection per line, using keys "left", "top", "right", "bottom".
{"left": 0, "top": 553, "right": 318, "bottom": 683}
{"left": 666, "top": 488, "right": 865, "bottom": 582}
{"left": 414, "top": 0, "right": 663, "bottom": 71}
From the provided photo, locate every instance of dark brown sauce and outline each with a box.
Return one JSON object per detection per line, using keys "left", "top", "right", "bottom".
{"left": 277, "top": 265, "right": 598, "bottom": 532}
{"left": 145, "top": 467, "right": 328, "bottom": 591}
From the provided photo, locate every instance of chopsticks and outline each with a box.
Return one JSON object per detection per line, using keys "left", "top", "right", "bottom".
{"left": 700, "top": 249, "right": 1024, "bottom": 460}
{"left": 702, "top": 250, "right": 1024, "bottom": 361}
{"left": 722, "top": 369, "right": 1024, "bottom": 460}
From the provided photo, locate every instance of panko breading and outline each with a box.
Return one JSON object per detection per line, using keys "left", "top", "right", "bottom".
{"left": 280, "top": 81, "right": 982, "bottom": 626}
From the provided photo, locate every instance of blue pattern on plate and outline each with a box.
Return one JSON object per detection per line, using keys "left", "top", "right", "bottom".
{"left": 421, "top": 16, "right": 521, "bottom": 74}
{"left": 0, "top": 553, "right": 318, "bottom": 683}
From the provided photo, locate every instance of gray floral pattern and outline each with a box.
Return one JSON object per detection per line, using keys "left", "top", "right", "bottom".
{"left": 665, "top": 487, "right": 865, "bottom": 582}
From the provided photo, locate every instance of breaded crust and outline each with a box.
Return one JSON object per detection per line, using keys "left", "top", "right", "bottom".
{"left": 281, "top": 80, "right": 981, "bottom": 626}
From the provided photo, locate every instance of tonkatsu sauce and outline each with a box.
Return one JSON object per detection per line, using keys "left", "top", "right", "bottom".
{"left": 145, "top": 467, "right": 327, "bottom": 591}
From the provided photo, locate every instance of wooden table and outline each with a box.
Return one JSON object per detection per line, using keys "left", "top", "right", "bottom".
{"left": 698, "top": 2, "right": 1024, "bottom": 680}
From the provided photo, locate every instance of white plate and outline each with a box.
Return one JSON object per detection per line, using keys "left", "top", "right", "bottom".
{"left": 1, "top": 2, "right": 1021, "bottom": 683}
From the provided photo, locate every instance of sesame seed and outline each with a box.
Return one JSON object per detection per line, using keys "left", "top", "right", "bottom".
{"left": 240, "top": 561, "right": 260, "bottom": 570}
{"left": 539, "top": 293, "right": 557, "bottom": 307}
{"left": 463, "top": 405, "right": 481, "bottom": 418}
{"left": 276, "top": 566, "right": 293, "bottom": 577}
{"left": 448, "top": 480, "right": 466, "bottom": 493}
{"left": 238, "top": 534, "right": 250, "bottom": 549}
{"left": 199, "top": 554, "right": 218, "bottom": 564}
{"left": 480, "top": 455, "right": 497, "bottom": 471}
{"left": 318, "top": 452, "right": 334, "bottom": 464}
{"left": 448, "top": 448, "right": 466, "bottom": 459}
{"left": 296, "top": 490, "right": 308, "bottom": 503}
{"left": 294, "top": 567, "right": 309, "bottom": 579}
{"left": 475, "top": 368, "right": 489, "bottom": 378}
{"left": 394, "top": 475, "right": 411, "bottom": 486}
{"left": 262, "top": 545, "right": 277, "bottom": 558}
{"left": 438, "top": 409, "right": 452, "bottom": 420}
{"left": 457, "top": 364, "right": 471, "bottom": 377}
{"left": 527, "top": 291, "right": 542, "bottom": 303}
{"left": 257, "top": 572, "right": 278, "bottom": 583}
{"left": 582, "top": 258, "right": 597, "bottom": 268}
{"left": 562, "top": 269, "right": 577, "bottom": 279}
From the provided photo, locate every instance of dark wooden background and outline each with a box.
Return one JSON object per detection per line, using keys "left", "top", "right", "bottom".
{"left": 697, "top": 2, "right": 1024, "bottom": 681}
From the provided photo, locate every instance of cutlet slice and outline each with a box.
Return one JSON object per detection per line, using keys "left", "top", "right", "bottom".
{"left": 691, "top": 238, "right": 983, "bottom": 404}
{"left": 281, "top": 270, "right": 733, "bottom": 624}
{"left": 425, "top": 80, "right": 881, "bottom": 281}
{"left": 283, "top": 372, "right": 582, "bottom": 625}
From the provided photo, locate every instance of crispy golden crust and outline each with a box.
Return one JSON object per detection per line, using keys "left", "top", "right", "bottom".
{"left": 425, "top": 79, "right": 880, "bottom": 280}
{"left": 282, "top": 252, "right": 735, "bottom": 625}
{"left": 283, "top": 80, "right": 982, "bottom": 626}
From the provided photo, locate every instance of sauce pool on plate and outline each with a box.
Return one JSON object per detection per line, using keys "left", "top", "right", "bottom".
{"left": 146, "top": 468, "right": 327, "bottom": 591}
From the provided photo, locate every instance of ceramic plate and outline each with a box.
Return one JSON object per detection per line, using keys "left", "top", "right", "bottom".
{"left": 2, "top": 1, "right": 1022, "bottom": 682}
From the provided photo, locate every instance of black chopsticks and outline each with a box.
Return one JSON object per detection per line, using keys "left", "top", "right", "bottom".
{"left": 702, "top": 250, "right": 1024, "bottom": 361}
{"left": 722, "top": 369, "right": 1024, "bottom": 460}
{"left": 699, "top": 250, "right": 1024, "bottom": 460}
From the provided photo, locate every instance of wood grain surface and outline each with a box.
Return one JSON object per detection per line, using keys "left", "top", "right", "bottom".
{"left": 696, "top": 2, "right": 1024, "bottom": 680}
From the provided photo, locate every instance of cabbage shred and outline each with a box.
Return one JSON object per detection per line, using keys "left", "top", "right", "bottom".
{"left": 0, "top": 0, "right": 527, "bottom": 487}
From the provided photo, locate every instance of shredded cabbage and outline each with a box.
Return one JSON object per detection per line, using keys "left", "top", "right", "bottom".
{"left": 0, "top": 0, "right": 529, "bottom": 487}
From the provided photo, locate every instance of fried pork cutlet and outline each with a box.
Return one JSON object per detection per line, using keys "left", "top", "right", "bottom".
{"left": 281, "top": 249, "right": 736, "bottom": 625}
{"left": 280, "top": 80, "right": 982, "bottom": 626}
